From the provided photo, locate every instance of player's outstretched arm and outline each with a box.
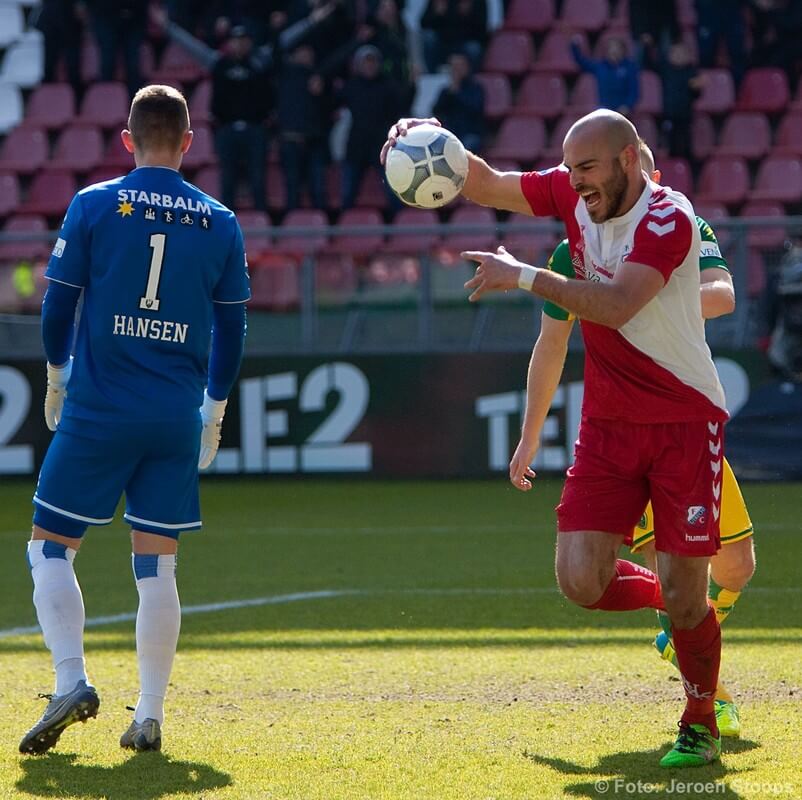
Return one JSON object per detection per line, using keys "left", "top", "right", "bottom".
{"left": 380, "top": 117, "right": 532, "bottom": 215}
{"left": 41, "top": 280, "right": 81, "bottom": 431}
{"left": 700, "top": 267, "right": 735, "bottom": 319}
{"left": 462, "top": 246, "right": 665, "bottom": 329}
{"left": 510, "top": 315, "right": 573, "bottom": 492}
{"left": 200, "top": 303, "right": 247, "bottom": 470}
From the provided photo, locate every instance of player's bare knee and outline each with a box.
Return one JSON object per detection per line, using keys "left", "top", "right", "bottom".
{"left": 555, "top": 560, "right": 609, "bottom": 606}
{"left": 131, "top": 529, "right": 178, "bottom": 555}
{"left": 31, "top": 525, "right": 82, "bottom": 551}
{"left": 711, "top": 538, "right": 755, "bottom": 591}
{"left": 660, "top": 579, "right": 708, "bottom": 629}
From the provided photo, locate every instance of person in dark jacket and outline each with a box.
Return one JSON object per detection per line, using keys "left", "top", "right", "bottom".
{"left": 571, "top": 36, "right": 639, "bottom": 117}
{"left": 211, "top": 26, "right": 272, "bottom": 211}
{"left": 276, "top": 45, "right": 331, "bottom": 210}
{"left": 421, "top": 0, "right": 487, "bottom": 72}
{"left": 629, "top": 0, "right": 680, "bottom": 66}
{"left": 339, "top": 44, "right": 405, "bottom": 209}
{"left": 432, "top": 52, "right": 485, "bottom": 154}
{"left": 34, "top": 0, "right": 86, "bottom": 98}
{"left": 88, "top": 0, "right": 147, "bottom": 97}
{"left": 660, "top": 40, "right": 705, "bottom": 159}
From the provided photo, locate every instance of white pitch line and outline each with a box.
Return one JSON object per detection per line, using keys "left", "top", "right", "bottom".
{"left": 1, "top": 585, "right": 798, "bottom": 640}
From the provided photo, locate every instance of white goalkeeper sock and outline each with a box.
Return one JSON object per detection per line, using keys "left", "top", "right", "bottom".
{"left": 27, "top": 540, "right": 89, "bottom": 695}
{"left": 132, "top": 553, "right": 181, "bottom": 724}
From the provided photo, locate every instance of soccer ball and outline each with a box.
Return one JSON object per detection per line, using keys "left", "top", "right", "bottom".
{"left": 384, "top": 124, "right": 468, "bottom": 209}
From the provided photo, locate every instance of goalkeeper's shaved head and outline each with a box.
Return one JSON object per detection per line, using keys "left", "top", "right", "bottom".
{"left": 127, "top": 85, "right": 190, "bottom": 153}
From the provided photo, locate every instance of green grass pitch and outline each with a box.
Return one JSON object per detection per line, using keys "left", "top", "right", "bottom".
{"left": 0, "top": 478, "right": 800, "bottom": 799}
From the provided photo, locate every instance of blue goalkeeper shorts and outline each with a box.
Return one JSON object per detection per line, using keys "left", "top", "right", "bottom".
{"left": 33, "top": 416, "right": 202, "bottom": 539}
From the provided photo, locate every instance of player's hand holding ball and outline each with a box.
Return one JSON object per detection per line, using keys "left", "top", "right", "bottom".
{"left": 44, "top": 357, "right": 72, "bottom": 432}
{"left": 199, "top": 390, "right": 227, "bottom": 470}
{"left": 382, "top": 119, "right": 468, "bottom": 209}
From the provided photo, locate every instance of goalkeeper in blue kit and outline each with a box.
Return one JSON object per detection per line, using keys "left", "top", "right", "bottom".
{"left": 19, "top": 85, "right": 250, "bottom": 755}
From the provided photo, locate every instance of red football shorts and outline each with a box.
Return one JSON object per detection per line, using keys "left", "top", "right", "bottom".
{"left": 556, "top": 416, "right": 723, "bottom": 557}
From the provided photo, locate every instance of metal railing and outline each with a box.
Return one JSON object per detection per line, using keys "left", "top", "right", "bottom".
{"left": 0, "top": 217, "right": 798, "bottom": 356}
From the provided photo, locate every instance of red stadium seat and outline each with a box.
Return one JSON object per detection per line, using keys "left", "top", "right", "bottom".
{"left": 385, "top": 208, "right": 440, "bottom": 254}
{"left": 20, "top": 171, "right": 77, "bottom": 216}
{"left": 354, "top": 168, "right": 387, "bottom": 210}
{"left": 500, "top": 213, "right": 561, "bottom": 264}
{"left": 631, "top": 113, "right": 659, "bottom": 152}
{"left": 482, "top": 30, "right": 534, "bottom": 76}
{"left": 0, "top": 171, "right": 20, "bottom": 218}
{"left": 504, "top": 0, "right": 555, "bottom": 31}
{"left": 102, "top": 132, "right": 133, "bottom": 170}
{"left": 152, "top": 41, "right": 206, "bottom": 84}
{"left": 534, "top": 31, "right": 585, "bottom": 74}
{"left": 717, "top": 112, "right": 771, "bottom": 159}
{"left": 441, "top": 206, "right": 497, "bottom": 253}
{"left": 737, "top": 68, "right": 790, "bottom": 114}
{"left": 266, "top": 165, "right": 287, "bottom": 211}
{"left": 559, "top": 0, "right": 609, "bottom": 32}
{"left": 657, "top": 157, "right": 692, "bottom": 197}
{"left": 0, "top": 214, "right": 51, "bottom": 261}
{"left": 189, "top": 79, "right": 212, "bottom": 124}
{"left": 694, "top": 203, "right": 731, "bottom": 248}
{"left": 330, "top": 208, "right": 384, "bottom": 256}
{"left": 694, "top": 69, "right": 735, "bottom": 114}
{"left": 191, "top": 165, "right": 219, "bottom": 196}
{"left": 747, "top": 248, "right": 766, "bottom": 297}
{"left": 515, "top": 73, "right": 567, "bottom": 119}
{"left": 0, "top": 127, "right": 48, "bottom": 174}
{"left": 475, "top": 73, "right": 512, "bottom": 120}
{"left": 24, "top": 84, "right": 75, "bottom": 130}
{"left": 741, "top": 201, "right": 786, "bottom": 249}
{"left": 565, "top": 73, "right": 598, "bottom": 116}
{"left": 86, "top": 166, "right": 124, "bottom": 185}
{"left": 691, "top": 114, "right": 716, "bottom": 161}
{"left": 637, "top": 71, "right": 662, "bottom": 115}
{"left": 488, "top": 116, "right": 546, "bottom": 162}
{"left": 248, "top": 259, "right": 300, "bottom": 310}
{"left": 275, "top": 209, "right": 328, "bottom": 255}
{"left": 180, "top": 124, "right": 214, "bottom": 170}
{"left": 541, "top": 114, "right": 575, "bottom": 163}
{"left": 750, "top": 156, "right": 802, "bottom": 203}
{"left": 237, "top": 209, "right": 272, "bottom": 262}
{"left": 49, "top": 125, "right": 103, "bottom": 172}
{"left": 78, "top": 82, "right": 129, "bottom": 128}
{"left": 772, "top": 112, "right": 802, "bottom": 155}
{"left": 695, "top": 157, "right": 749, "bottom": 206}
{"left": 316, "top": 254, "right": 357, "bottom": 304}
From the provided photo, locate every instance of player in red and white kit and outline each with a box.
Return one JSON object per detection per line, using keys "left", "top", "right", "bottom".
{"left": 382, "top": 110, "right": 725, "bottom": 767}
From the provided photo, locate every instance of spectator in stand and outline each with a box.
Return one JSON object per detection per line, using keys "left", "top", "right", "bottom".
{"left": 201, "top": 1, "right": 292, "bottom": 47}
{"left": 629, "top": 0, "right": 680, "bottom": 67}
{"left": 286, "top": 0, "right": 357, "bottom": 68}
{"left": 571, "top": 36, "right": 639, "bottom": 117}
{"left": 432, "top": 52, "right": 485, "bottom": 154}
{"left": 339, "top": 44, "right": 405, "bottom": 209}
{"left": 421, "top": 0, "right": 488, "bottom": 73}
{"left": 749, "top": 0, "right": 802, "bottom": 77}
{"left": 87, "top": 0, "right": 147, "bottom": 97}
{"left": 276, "top": 45, "right": 331, "bottom": 210}
{"left": 33, "top": 0, "right": 87, "bottom": 99}
{"left": 211, "top": 26, "right": 272, "bottom": 211}
{"left": 660, "top": 40, "right": 705, "bottom": 160}
{"left": 695, "top": 0, "right": 747, "bottom": 86}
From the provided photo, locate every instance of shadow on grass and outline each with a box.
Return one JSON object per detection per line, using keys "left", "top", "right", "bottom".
{"left": 524, "top": 738, "right": 760, "bottom": 800}
{"left": 0, "top": 632, "right": 793, "bottom": 655}
{"left": 16, "top": 752, "right": 232, "bottom": 799}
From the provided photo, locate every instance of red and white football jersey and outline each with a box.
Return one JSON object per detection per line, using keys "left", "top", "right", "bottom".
{"left": 520, "top": 166, "right": 728, "bottom": 424}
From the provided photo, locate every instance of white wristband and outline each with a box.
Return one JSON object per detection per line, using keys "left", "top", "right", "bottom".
{"left": 47, "top": 357, "right": 72, "bottom": 387}
{"left": 201, "top": 390, "right": 227, "bottom": 423}
{"left": 518, "top": 265, "right": 537, "bottom": 292}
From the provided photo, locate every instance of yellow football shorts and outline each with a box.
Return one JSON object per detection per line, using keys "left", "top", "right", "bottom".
{"left": 630, "top": 458, "right": 753, "bottom": 553}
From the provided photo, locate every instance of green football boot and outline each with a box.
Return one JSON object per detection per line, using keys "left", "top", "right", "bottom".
{"left": 660, "top": 721, "right": 721, "bottom": 768}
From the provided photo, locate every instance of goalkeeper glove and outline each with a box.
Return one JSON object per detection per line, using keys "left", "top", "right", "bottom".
{"left": 44, "top": 358, "right": 72, "bottom": 432}
{"left": 199, "top": 390, "right": 227, "bottom": 470}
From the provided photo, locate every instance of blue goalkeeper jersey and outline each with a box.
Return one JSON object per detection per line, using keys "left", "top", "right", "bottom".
{"left": 46, "top": 166, "right": 250, "bottom": 425}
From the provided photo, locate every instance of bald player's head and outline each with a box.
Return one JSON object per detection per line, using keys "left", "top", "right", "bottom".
{"left": 562, "top": 110, "right": 646, "bottom": 223}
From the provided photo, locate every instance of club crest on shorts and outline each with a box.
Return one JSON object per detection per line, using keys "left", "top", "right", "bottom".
{"left": 686, "top": 505, "right": 707, "bottom": 526}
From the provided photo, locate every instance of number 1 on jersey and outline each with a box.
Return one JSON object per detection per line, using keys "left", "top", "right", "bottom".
{"left": 139, "top": 233, "right": 166, "bottom": 311}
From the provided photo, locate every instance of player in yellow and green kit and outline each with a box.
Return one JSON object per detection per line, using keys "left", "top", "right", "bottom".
{"left": 510, "top": 140, "right": 755, "bottom": 741}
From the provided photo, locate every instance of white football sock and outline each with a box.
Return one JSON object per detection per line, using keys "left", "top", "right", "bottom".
{"left": 27, "top": 540, "right": 88, "bottom": 695}
{"left": 132, "top": 553, "right": 181, "bottom": 724}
